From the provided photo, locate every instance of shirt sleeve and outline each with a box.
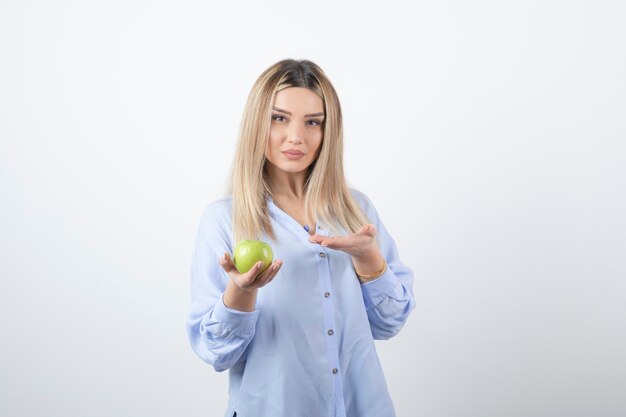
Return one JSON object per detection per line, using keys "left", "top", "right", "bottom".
{"left": 354, "top": 191, "right": 416, "bottom": 340}
{"left": 186, "top": 201, "right": 259, "bottom": 372}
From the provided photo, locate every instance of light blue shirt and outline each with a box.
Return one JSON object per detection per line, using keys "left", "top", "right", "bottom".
{"left": 187, "top": 189, "right": 415, "bottom": 417}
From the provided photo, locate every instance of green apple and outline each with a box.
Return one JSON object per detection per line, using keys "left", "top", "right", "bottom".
{"left": 233, "top": 240, "right": 274, "bottom": 274}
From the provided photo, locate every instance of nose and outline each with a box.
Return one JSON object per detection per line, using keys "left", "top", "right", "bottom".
{"left": 288, "top": 122, "right": 305, "bottom": 144}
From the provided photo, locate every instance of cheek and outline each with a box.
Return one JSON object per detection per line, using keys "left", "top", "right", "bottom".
{"left": 311, "top": 132, "right": 323, "bottom": 153}
{"left": 267, "top": 130, "right": 282, "bottom": 155}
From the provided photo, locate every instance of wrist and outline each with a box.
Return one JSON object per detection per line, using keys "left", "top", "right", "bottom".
{"left": 352, "top": 250, "right": 386, "bottom": 282}
{"left": 357, "top": 259, "right": 387, "bottom": 283}
{"left": 223, "top": 280, "right": 258, "bottom": 312}
{"left": 352, "top": 244, "right": 381, "bottom": 263}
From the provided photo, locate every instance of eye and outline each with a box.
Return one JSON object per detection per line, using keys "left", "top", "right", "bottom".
{"left": 306, "top": 119, "right": 322, "bottom": 126}
{"left": 272, "top": 114, "right": 287, "bottom": 122}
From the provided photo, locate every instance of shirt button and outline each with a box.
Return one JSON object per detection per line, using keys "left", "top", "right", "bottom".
{"left": 327, "top": 329, "right": 334, "bottom": 336}
{"left": 324, "top": 292, "right": 330, "bottom": 298}
{"left": 319, "top": 252, "right": 326, "bottom": 258}
{"left": 332, "top": 368, "right": 338, "bottom": 374}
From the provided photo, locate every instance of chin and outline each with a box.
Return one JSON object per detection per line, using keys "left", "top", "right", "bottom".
{"left": 266, "top": 157, "right": 313, "bottom": 174}
{"left": 278, "top": 164, "right": 310, "bottom": 174}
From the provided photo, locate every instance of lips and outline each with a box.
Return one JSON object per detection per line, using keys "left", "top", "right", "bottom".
{"left": 282, "top": 149, "right": 304, "bottom": 156}
{"left": 281, "top": 150, "right": 306, "bottom": 160}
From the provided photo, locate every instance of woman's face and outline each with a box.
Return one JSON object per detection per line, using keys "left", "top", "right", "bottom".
{"left": 265, "top": 87, "right": 325, "bottom": 176}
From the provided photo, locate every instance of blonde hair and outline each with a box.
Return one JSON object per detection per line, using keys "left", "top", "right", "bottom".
{"left": 227, "top": 59, "right": 368, "bottom": 244}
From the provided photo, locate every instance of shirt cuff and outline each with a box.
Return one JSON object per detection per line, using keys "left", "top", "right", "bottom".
{"left": 360, "top": 267, "right": 405, "bottom": 310}
{"left": 211, "top": 294, "right": 260, "bottom": 338}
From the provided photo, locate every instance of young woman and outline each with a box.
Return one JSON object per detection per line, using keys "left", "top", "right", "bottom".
{"left": 187, "top": 59, "right": 415, "bottom": 417}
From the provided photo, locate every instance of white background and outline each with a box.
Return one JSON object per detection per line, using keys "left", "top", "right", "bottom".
{"left": 1, "top": 1, "right": 625, "bottom": 416}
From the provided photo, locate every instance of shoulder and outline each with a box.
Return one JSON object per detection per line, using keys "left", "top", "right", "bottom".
{"left": 348, "top": 187, "right": 379, "bottom": 220}
{"left": 348, "top": 187, "right": 370, "bottom": 207}
{"left": 200, "top": 195, "right": 233, "bottom": 219}
{"left": 197, "top": 195, "right": 233, "bottom": 239}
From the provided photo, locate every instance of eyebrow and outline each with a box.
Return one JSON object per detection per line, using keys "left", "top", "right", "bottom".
{"left": 272, "top": 106, "right": 325, "bottom": 118}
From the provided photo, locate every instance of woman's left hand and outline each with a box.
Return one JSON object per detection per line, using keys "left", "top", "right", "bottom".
{"left": 308, "top": 224, "right": 379, "bottom": 258}
{"left": 309, "top": 224, "right": 386, "bottom": 281}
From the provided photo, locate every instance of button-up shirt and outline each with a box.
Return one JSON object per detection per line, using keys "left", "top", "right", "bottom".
{"left": 187, "top": 189, "right": 415, "bottom": 417}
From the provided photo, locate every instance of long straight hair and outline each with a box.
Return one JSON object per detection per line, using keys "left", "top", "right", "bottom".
{"left": 227, "top": 59, "right": 368, "bottom": 244}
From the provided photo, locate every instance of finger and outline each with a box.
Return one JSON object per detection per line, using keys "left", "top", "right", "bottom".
{"left": 263, "top": 267, "right": 280, "bottom": 286}
{"left": 243, "top": 261, "right": 266, "bottom": 282}
{"left": 319, "top": 236, "right": 344, "bottom": 248}
{"left": 225, "top": 260, "right": 262, "bottom": 289}
{"left": 257, "top": 261, "right": 283, "bottom": 286}
{"left": 258, "top": 259, "right": 282, "bottom": 280}
{"left": 308, "top": 234, "right": 325, "bottom": 244}
{"left": 358, "top": 224, "right": 377, "bottom": 237}
{"left": 255, "top": 260, "right": 280, "bottom": 281}
{"left": 220, "top": 253, "right": 237, "bottom": 273}
{"left": 309, "top": 233, "right": 335, "bottom": 246}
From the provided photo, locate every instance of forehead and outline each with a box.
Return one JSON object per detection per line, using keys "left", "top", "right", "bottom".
{"left": 273, "top": 87, "right": 323, "bottom": 114}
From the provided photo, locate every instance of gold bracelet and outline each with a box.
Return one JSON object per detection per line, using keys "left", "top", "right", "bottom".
{"left": 356, "top": 259, "right": 387, "bottom": 280}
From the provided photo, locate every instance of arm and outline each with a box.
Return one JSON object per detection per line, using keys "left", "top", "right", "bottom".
{"left": 186, "top": 203, "right": 259, "bottom": 372}
{"left": 358, "top": 207, "right": 416, "bottom": 340}
{"left": 309, "top": 190, "right": 416, "bottom": 340}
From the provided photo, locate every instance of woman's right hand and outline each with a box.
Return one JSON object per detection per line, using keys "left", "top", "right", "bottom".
{"left": 219, "top": 252, "right": 283, "bottom": 292}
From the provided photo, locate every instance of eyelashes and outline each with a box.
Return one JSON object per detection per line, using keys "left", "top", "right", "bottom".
{"left": 272, "top": 114, "right": 323, "bottom": 126}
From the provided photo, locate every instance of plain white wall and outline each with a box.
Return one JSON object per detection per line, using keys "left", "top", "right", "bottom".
{"left": 1, "top": 1, "right": 625, "bottom": 416}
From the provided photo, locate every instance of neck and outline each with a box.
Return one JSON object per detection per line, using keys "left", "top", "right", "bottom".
{"left": 266, "top": 163, "right": 308, "bottom": 200}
